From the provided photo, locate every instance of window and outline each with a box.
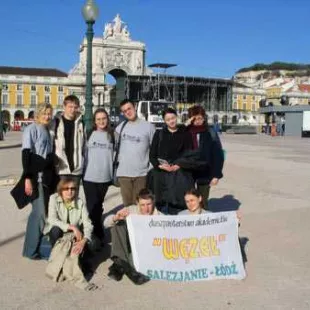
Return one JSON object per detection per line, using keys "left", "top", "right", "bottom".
{"left": 31, "top": 85, "right": 36, "bottom": 91}
{"left": 17, "top": 94, "right": 23, "bottom": 106}
{"left": 31, "top": 94, "right": 37, "bottom": 106}
{"left": 252, "top": 103, "right": 256, "bottom": 111}
{"left": 44, "top": 95, "right": 50, "bottom": 103}
{"left": 2, "top": 93, "right": 8, "bottom": 105}
{"left": 58, "top": 86, "right": 64, "bottom": 92}
{"left": 252, "top": 96, "right": 255, "bottom": 100}
{"left": 2, "top": 84, "right": 8, "bottom": 91}
{"left": 243, "top": 95, "right": 247, "bottom": 100}
{"left": 44, "top": 86, "right": 50, "bottom": 92}
{"left": 58, "top": 95, "right": 64, "bottom": 105}
{"left": 17, "top": 84, "right": 23, "bottom": 91}
{"left": 233, "top": 95, "right": 237, "bottom": 99}
{"left": 242, "top": 103, "right": 247, "bottom": 111}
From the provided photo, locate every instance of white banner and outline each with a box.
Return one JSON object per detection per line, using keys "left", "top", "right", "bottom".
{"left": 127, "top": 212, "right": 246, "bottom": 282}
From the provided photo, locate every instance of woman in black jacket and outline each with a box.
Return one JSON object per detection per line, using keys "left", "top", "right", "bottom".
{"left": 186, "top": 105, "right": 224, "bottom": 209}
{"left": 21, "top": 103, "right": 54, "bottom": 259}
{"left": 149, "top": 108, "right": 193, "bottom": 214}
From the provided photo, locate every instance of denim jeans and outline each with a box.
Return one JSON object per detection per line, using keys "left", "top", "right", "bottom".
{"left": 22, "top": 183, "right": 47, "bottom": 259}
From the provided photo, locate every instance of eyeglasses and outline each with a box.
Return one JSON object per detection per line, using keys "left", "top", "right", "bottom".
{"left": 63, "top": 187, "right": 77, "bottom": 191}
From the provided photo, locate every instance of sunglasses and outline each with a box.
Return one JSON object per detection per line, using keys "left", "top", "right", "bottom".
{"left": 62, "top": 187, "right": 77, "bottom": 191}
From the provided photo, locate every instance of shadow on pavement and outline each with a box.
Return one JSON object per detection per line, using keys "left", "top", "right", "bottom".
{"left": 0, "top": 232, "right": 25, "bottom": 247}
{"left": 208, "top": 194, "right": 241, "bottom": 212}
{"left": 208, "top": 195, "right": 248, "bottom": 265}
{"left": 86, "top": 243, "right": 112, "bottom": 281}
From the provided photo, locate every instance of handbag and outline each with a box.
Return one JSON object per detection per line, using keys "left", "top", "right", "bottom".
{"left": 112, "top": 120, "right": 128, "bottom": 187}
{"left": 10, "top": 177, "right": 39, "bottom": 209}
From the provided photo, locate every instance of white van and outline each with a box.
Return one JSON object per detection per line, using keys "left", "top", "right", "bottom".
{"left": 136, "top": 100, "right": 174, "bottom": 128}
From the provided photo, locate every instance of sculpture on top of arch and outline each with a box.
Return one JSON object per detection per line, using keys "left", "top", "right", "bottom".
{"left": 104, "top": 14, "right": 130, "bottom": 40}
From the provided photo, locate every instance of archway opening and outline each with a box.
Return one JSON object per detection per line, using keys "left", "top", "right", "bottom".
{"left": 222, "top": 115, "right": 228, "bottom": 125}
{"left": 14, "top": 110, "right": 24, "bottom": 120}
{"left": 106, "top": 68, "right": 128, "bottom": 125}
{"left": 232, "top": 115, "right": 238, "bottom": 124}
{"left": 2, "top": 110, "right": 10, "bottom": 124}
{"left": 28, "top": 111, "right": 34, "bottom": 120}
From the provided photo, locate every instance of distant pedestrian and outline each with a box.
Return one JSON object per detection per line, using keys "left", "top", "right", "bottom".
{"left": 51, "top": 95, "right": 86, "bottom": 188}
{"left": 21, "top": 103, "right": 54, "bottom": 259}
{"left": 3, "top": 122, "right": 8, "bottom": 135}
{"left": 83, "top": 108, "right": 114, "bottom": 246}
{"left": 115, "top": 99, "right": 155, "bottom": 207}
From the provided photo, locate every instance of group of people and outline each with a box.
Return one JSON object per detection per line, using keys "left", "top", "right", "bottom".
{"left": 19, "top": 95, "right": 224, "bottom": 287}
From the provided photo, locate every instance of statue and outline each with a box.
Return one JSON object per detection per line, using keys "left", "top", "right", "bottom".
{"left": 113, "top": 14, "right": 124, "bottom": 34}
{"left": 122, "top": 25, "right": 130, "bottom": 38}
{"left": 136, "top": 58, "right": 142, "bottom": 70}
{"left": 104, "top": 23, "right": 113, "bottom": 39}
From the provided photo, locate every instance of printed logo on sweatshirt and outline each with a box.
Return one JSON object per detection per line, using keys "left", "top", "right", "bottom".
{"left": 90, "top": 141, "right": 113, "bottom": 150}
{"left": 122, "top": 133, "right": 143, "bottom": 143}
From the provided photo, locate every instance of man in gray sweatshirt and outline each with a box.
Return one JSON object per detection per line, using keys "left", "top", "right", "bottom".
{"left": 115, "top": 99, "right": 155, "bottom": 206}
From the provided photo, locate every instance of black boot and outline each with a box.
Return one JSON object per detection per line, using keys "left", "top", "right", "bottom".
{"left": 108, "top": 262, "right": 124, "bottom": 281}
{"left": 125, "top": 267, "right": 150, "bottom": 285}
{"left": 115, "top": 258, "right": 149, "bottom": 285}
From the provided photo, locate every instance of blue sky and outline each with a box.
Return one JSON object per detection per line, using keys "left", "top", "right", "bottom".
{"left": 0, "top": 0, "right": 309, "bottom": 78}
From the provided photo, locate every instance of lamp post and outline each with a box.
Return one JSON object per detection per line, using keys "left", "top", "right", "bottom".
{"left": 82, "top": 0, "right": 99, "bottom": 133}
{"left": 0, "top": 83, "right": 3, "bottom": 141}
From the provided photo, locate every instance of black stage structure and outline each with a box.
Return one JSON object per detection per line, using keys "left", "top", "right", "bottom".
{"left": 109, "top": 63, "right": 233, "bottom": 113}
{"left": 124, "top": 74, "right": 233, "bottom": 112}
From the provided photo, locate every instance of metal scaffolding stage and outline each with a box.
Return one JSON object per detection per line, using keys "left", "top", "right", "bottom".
{"left": 124, "top": 74, "right": 233, "bottom": 112}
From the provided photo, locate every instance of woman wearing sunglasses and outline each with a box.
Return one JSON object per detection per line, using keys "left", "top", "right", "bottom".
{"left": 47, "top": 178, "right": 93, "bottom": 256}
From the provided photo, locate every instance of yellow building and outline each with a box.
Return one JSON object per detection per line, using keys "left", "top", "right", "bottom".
{"left": 233, "top": 84, "right": 265, "bottom": 112}
{"left": 0, "top": 66, "right": 69, "bottom": 124}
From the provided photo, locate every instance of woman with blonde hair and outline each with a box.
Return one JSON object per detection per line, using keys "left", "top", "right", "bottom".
{"left": 47, "top": 178, "right": 93, "bottom": 255}
{"left": 21, "top": 103, "right": 54, "bottom": 259}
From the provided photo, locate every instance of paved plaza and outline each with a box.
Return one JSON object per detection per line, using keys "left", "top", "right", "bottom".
{"left": 0, "top": 133, "right": 309, "bottom": 309}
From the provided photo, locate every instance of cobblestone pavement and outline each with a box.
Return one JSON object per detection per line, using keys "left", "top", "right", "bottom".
{"left": 0, "top": 134, "right": 309, "bottom": 309}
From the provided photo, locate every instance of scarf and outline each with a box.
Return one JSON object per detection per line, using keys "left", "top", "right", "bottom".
{"left": 64, "top": 201, "right": 75, "bottom": 210}
{"left": 188, "top": 125, "right": 206, "bottom": 149}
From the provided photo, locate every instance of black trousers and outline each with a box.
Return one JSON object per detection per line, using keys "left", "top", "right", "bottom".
{"left": 49, "top": 226, "right": 64, "bottom": 247}
{"left": 83, "top": 180, "right": 110, "bottom": 240}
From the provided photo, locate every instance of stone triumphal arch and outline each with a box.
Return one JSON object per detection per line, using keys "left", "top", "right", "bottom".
{"left": 68, "top": 14, "right": 147, "bottom": 107}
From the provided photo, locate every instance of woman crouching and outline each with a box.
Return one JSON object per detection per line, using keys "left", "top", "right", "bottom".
{"left": 47, "top": 178, "right": 93, "bottom": 260}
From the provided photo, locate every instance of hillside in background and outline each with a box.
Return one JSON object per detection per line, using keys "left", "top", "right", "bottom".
{"left": 237, "top": 62, "right": 310, "bottom": 76}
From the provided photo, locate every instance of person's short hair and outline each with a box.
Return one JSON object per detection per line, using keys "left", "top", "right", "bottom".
{"left": 136, "top": 188, "right": 155, "bottom": 202}
{"left": 162, "top": 107, "right": 177, "bottom": 119}
{"left": 35, "top": 103, "right": 53, "bottom": 123}
{"left": 119, "top": 98, "right": 135, "bottom": 108}
{"left": 57, "top": 178, "right": 78, "bottom": 198}
{"left": 188, "top": 105, "right": 206, "bottom": 118}
{"left": 63, "top": 95, "right": 80, "bottom": 107}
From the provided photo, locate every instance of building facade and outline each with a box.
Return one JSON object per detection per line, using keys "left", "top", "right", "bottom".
{"left": 0, "top": 67, "right": 69, "bottom": 125}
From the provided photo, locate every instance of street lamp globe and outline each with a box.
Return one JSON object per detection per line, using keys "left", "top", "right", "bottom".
{"left": 82, "top": 0, "right": 99, "bottom": 22}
